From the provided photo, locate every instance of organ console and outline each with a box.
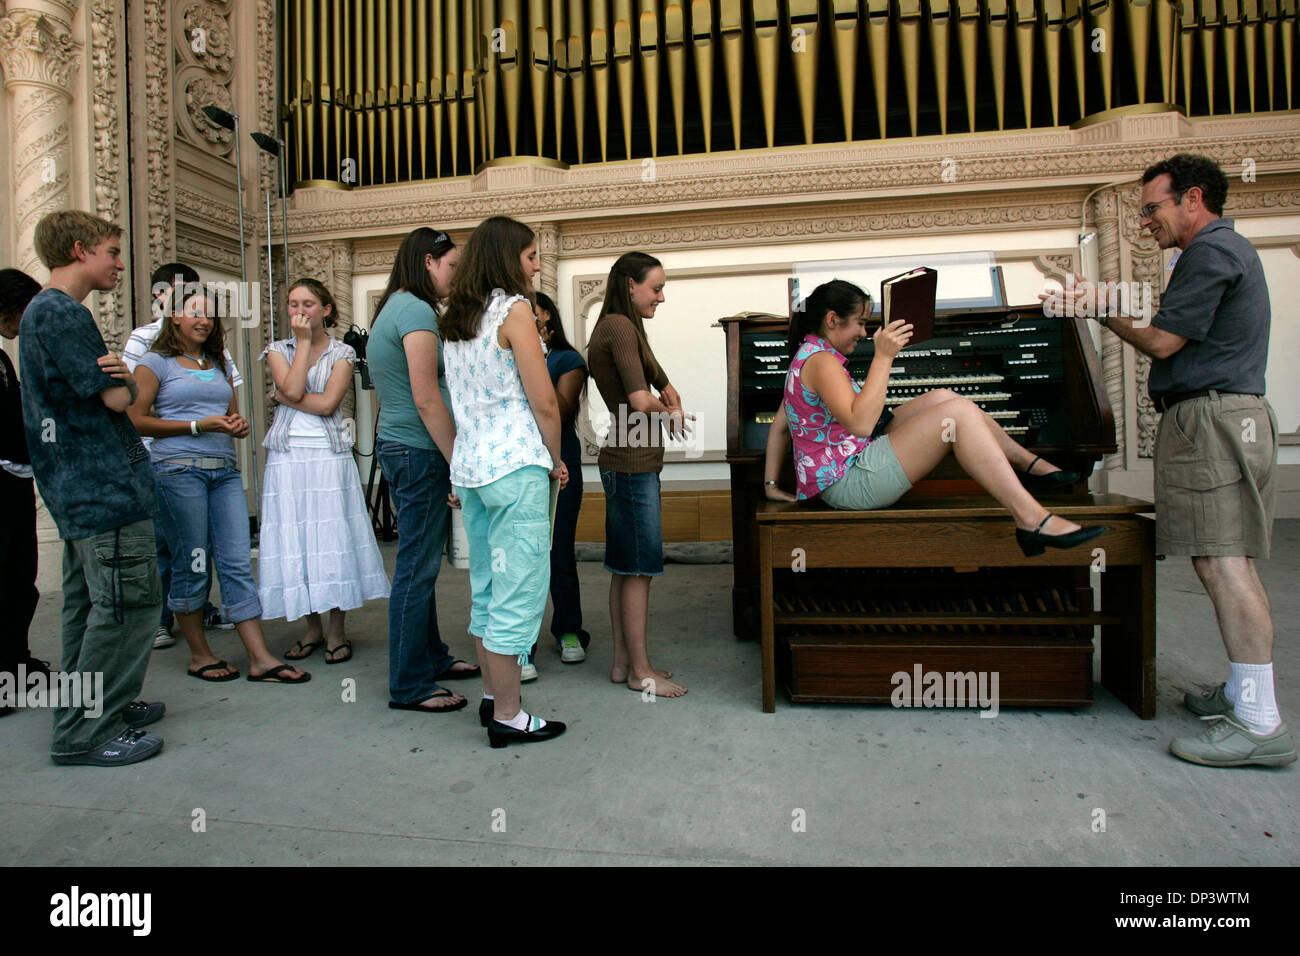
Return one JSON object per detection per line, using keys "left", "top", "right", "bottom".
{"left": 723, "top": 283, "right": 1117, "bottom": 641}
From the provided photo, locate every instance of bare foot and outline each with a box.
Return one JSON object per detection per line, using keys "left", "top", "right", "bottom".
{"left": 610, "top": 665, "right": 672, "bottom": 683}
{"left": 626, "top": 674, "right": 688, "bottom": 698}
{"left": 414, "top": 691, "right": 465, "bottom": 711}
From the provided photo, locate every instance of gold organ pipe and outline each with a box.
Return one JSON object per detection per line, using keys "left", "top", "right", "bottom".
{"left": 551, "top": 0, "right": 567, "bottom": 158}
{"left": 403, "top": 2, "right": 416, "bottom": 178}
{"left": 430, "top": 0, "right": 444, "bottom": 178}
{"left": 1179, "top": 0, "right": 1196, "bottom": 111}
{"left": 690, "top": 0, "right": 715, "bottom": 152}
{"left": 1124, "top": 0, "right": 1154, "bottom": 102}
{"left": 352, "top": 0, "right": 364, "bottom": 182}
{"left": 447, "top": 0, "right": 462, "bottom": 174}
{"left": 590, "top": 0, "right": 610, "bottom": 161}
{"left": 461, "top": 0, "right": 478, "bottom": 170}
{"left": 1243, "top": 0, "right": 1260, "bottom": 110}
{"left": 787, "top": 0, "right": 821, "bottom": 144}
{"left": 567, "top": 0, "right": 587, "bottom": 163}
{"left": 641, "top": 0, "right": 664, "bottom": 156}
{"left": 956, "top": 0, "right": 980, "bottom": 132}
{"left": 752, "top": 0, "right": 779, "bottom": 148}
{"left": 985, "top": 0, "right": 1009, "bottom": 129}
{"left": 481, "top": 0, "right": 499, "bottom": 161}
{"left": 665, "top": 2, "right": 687, "bottom": 153}
{"left": 365, "top": 0, "right": 377, "bottom": 183}
{"left": 867, "top": 0, "right": 893, "bottom": 137}
{"left": 1157, "top": 0, "right": 1176, "bottom": 104}
{"left": 1044, "top": 0, "right": 1065, "bottom": 125}
{"left": 290, "top": 0, "right": 303, "bottom": 181}
{"left": 1223, "top": 0, "right": 1241, "bottom": 110}
{"left": 830, "top": 0, "right": 859, "bottom": 140}
{"left": 1262, "top": 0, "right": 1278, "bottom": 108}
{"left": 614, "top": 0, "right": 635, "bottom": 158}
{"left": 719, "top": 0, "right": 744, "bottom": 148}
{"left": 1064, "top": 0, "right": 1086, "bottom": 119}
{"left": 1282, "top": 0, "right": 1296, "bottom": 109}
{"left": 1013, "top": 0, "right": 1037, "bottom": 125}
{"left": 1200, "top": 0, "right": 1220, "bottom": 114}
{"left": 379, "top": 0, "right": 392, "bottom": 182}
{"left": 897, "top": 0, "right": 921, "bottom": 136}
{"left": 1089, "top": 1, "right": 1115, "bottom": 111}
{"left": 531, "top": 0, "right": 551, "bottom": 153}
{"left": 333, "top": 0, "right": 346, "bottom": 179}
{"left": 306, "top": 0, "right": 319, "bottom": 179}
{"left": 500, "top": 0, "right": 522, "bottom": 156}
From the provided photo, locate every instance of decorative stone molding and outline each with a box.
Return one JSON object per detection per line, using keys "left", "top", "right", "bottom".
{"left": 90, "top": 0, "right": 127, "bottom": 343}
{"left": 1118, "top": 186, "right": 1165, "bottom": 459}
{"left": 181, "top": 2, "right": 232, "bottom": 74}
{"left": 0, "top": 4, "right": 82, "bottom": 276}
{"left": 1090, "top": 188, "right": 1126, "bottom": 470}
{"left": 0, "top": 7, "right": 80, "bottom": 90}
{"left": 143, "top": 0, "right": 173, "bottom": 263}
{"left": 174, "top": 0, "right": 233, "bottom": 152}
{"left": 536, "top": 222, "right": 558, "bottom": 295}
{"left": 255, "top": 0, "right": 277, "bottom": 196}
{"left": 175, "top": 184, "right": 238, "bottom": 232}
{"left": 173, "top": 225, "right": 242, "bottom": 272}
{"left": 180, "top": 72, "right": 235, "bottom": 149}
{"left": 284, "top": 114, "right": 1300, "bottom": 239}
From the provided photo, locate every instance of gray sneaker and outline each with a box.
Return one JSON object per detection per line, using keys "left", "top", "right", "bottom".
{"left": 153, "top": 625, "right": 175, "bottom": 649}
{"left": 1169, "top": 714, "right": 1297, "bottom": 768}
{"left": 122, "top": 700, "right": 165, "bottom": 728}
{"left": 1184, "top": 683, "right": 1234, "bottom": 717}
{"left": 51, "top": 729, "right": 164, "bottom": 767}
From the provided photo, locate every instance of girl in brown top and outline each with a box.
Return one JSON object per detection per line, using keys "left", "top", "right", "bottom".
{"left": 586, "top": 253, "right": 691, "bottom": 698}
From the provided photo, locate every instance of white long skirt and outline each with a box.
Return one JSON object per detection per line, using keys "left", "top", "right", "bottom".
{"left": 258, "top": 439, "right": 391, "bottom": 621}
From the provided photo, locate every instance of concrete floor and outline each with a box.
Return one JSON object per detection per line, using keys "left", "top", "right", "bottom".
{"left": 3, "top": 522, "right": 1297, "bottom": 866}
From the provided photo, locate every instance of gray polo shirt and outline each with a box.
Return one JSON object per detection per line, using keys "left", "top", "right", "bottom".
{"left": 1148, "top": 218, "right": 1270, "bottom": 401}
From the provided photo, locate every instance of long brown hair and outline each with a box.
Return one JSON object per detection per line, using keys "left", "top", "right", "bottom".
{"left": 594, "top": 252, "right": 661, "bottom": 341}
{"left": 150, "top": 292, "right": 227, "bottom": 375}
{"left": 440, "top": 216, "right": 536, "bottom": 343}
{"left": 374, "top": 226, "right": 455, "bottom": 320}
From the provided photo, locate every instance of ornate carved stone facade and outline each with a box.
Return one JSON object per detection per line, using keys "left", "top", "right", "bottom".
{"left": 0, "top": 2, "right": 82, "bottom": 277}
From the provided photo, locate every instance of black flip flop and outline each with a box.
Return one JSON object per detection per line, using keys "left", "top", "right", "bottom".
{"left": 435, "top": 659, "right": 481, "bottom": 681}
{"left": 284, "top": 639, "right": 323, "bottom": 661}
{"left": 187, "top": 660, "right": 240, "bottom": 682}
{"left": 325, "top": 641, "right": 352, "bottom": 665}
{"left": 388, "top": 689, "right": 468, "bottom": 713}
{"left": 247, "top": 664, "right": 312, "bottom": 684}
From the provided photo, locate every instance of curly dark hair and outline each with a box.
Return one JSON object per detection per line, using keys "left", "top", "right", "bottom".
{"left": 1141, "top": 153, "right": 1228, "bottom": 216}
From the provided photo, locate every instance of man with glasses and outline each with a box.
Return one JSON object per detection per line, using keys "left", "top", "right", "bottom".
{"left": 1074, "top": 152, "right": 1290, "bottom": 767}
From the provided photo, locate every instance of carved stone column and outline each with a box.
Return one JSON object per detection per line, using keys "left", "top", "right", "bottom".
{"left": 331, "top": 240, "right": 356, "bottom": 425}
{"left": 0, "top": 2, "right": 82, "bottom": 277}
{"left": 1119, "top": 185, "right": 1163, "bottom": 460}
{"left": 1090, "top": 188, "right": 1126, "bottom": 470}
{"left": 536, "top": 221, "right": 559, "bottom": 296}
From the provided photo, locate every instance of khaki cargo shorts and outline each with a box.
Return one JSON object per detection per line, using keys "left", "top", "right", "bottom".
{"left": 1153, "top": 392, "right": 1277, "bottom": 558}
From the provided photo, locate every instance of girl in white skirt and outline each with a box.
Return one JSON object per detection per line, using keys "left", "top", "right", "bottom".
{"left": 261, "top": 278, "right": 390, "bottom": 664}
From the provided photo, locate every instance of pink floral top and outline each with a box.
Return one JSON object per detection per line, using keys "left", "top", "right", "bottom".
{"left": 784, "top": 334, "right": 871, "bottom": 499}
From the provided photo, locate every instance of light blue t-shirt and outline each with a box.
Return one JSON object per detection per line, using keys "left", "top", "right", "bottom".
{"left": 367, "top": 291, "right": 452, "bottom": 451}
{"left": 138, "top": 351, "right": 236, "bottom": 463}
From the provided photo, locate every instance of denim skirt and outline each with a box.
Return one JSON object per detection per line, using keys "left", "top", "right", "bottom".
{"left": 599, "top": 468, "right": 664, "bottom": 577}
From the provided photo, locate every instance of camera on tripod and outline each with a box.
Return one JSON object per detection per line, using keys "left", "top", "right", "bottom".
{"left": 343, "top": 325, "right": 373, "bottom": 389}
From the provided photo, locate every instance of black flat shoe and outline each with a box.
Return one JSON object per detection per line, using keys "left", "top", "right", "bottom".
{"left": 488, "top": 717, "right": 567, "bottom": 749}
{"left": 1020, "top": 456, "right": 1081, "bottom": 493}
{"left": 1016, "top": 514, "right": 1108, "bottom": 557}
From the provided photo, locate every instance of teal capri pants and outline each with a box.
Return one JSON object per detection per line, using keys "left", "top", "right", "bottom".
{"left": 818, "top": 435, "right": 913, "bottom": 511}
{"left": 455, "top": 465, "right": 552, "bottom": 662}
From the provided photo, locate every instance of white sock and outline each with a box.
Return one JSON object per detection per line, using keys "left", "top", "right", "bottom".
{"left": 482, "top": 693, "right": 494, "bottom": 701}
{"left": 498, "top": 709, "right": 546, "bottom": 732}
{"left": 1229, "top": 662, "right": 1280, "bottom": 735}
{"left": 1223, "top": 666, "right": 1240, "bottom": 704}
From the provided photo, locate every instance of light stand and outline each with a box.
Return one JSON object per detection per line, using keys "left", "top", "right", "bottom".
{"left": 251, "top": 131, "right": 290, "bottom": 343}
{"left": 202, "top": 105, "right": 262, "bottom": 517}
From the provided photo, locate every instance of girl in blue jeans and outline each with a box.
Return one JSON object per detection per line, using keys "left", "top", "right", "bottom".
{"left": 367, "top": 227, "right": 477, "bottom": 713}
{"left": 129, "top": 292, "right": 309, "bottom": 683}
{"left": 441, "top": 216, "right": 568, "bottom": 748}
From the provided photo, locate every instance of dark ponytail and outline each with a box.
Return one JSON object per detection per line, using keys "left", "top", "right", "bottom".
{"left": 787, "top": 279, "right": 870, "bottom": 359}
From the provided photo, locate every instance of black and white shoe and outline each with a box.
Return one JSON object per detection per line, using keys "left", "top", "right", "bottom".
{"left": 122, "top": 700, "right": 166, "bottom": 728}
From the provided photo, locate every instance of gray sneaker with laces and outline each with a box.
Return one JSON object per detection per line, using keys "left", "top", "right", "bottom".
{"left": 1183, "top": 683, "right": 1234, "bottom": 717}
{"left": 52, "top": 729, "right": 164, "bottom": 767}
{"left": 1169, "top": 713, "right": 1296, "bottom": 768}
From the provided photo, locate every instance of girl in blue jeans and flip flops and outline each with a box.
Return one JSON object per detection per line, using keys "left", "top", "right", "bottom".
{"left": 440, "top": 216, "right": 569, "bottom": 748}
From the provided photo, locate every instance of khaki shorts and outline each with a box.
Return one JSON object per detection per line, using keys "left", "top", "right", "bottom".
{"left": 1153, "top": 392, "right": 1277, "bottom": 558}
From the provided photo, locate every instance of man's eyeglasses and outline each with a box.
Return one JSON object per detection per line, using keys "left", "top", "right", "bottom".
{"left": 1139, "top": 192, "right": 1186, "bottom": 219}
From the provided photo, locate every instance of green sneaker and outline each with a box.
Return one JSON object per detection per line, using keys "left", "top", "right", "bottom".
{"left": 1169, "top": 713, "right": 1297, "bottom": 768}
{"left": 558, "top": 633, "right": 586, "bottom": 664}
{"left": 1183, "top": 683, "right": 1234, "bottom": 717}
